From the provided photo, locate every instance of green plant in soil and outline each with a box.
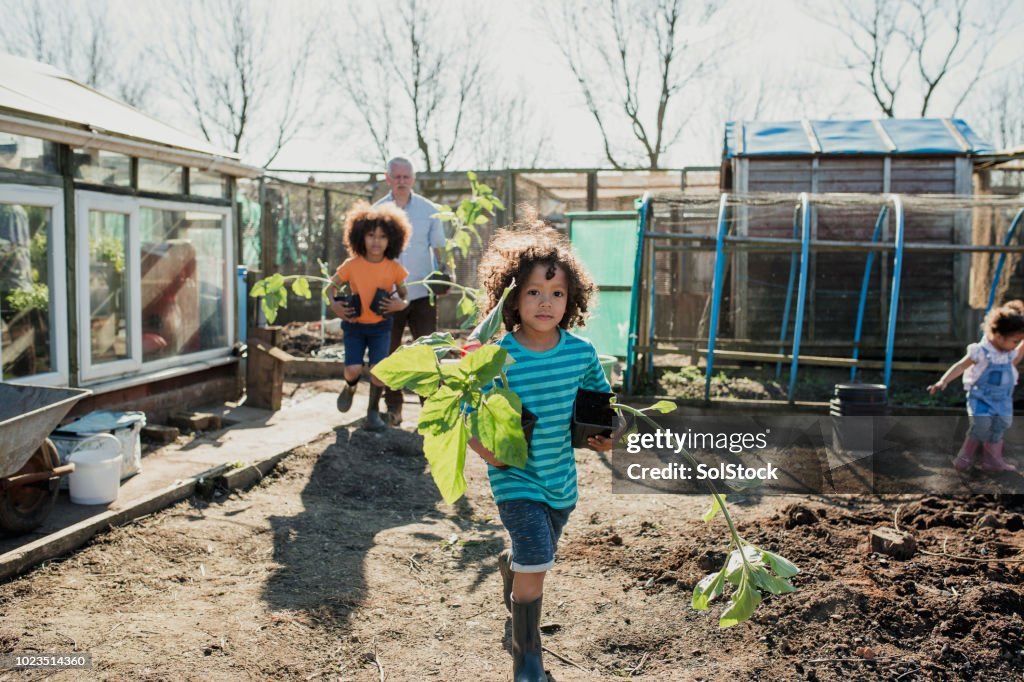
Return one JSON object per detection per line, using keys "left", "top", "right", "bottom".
{"left": 373, "top": 292, "right": 799, "bottom": 629}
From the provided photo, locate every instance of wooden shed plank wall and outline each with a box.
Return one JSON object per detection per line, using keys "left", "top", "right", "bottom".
{"left": 731, "top": 155, "right": 969, "bottom": 351}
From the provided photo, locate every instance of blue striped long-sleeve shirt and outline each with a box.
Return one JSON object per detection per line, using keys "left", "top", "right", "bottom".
{"left": 486, "top": 329, "right": 611, "bottom": 508}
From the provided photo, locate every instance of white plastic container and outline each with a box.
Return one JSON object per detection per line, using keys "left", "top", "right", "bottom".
{"left": 68, "top": 434, "right": 123, "bottom": 505}
{"left": 51, "top": 410, "right": 145, "bottom": 483}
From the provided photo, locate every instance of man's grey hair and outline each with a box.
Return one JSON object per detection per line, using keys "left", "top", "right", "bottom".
{"left": 386, "top": 157, "right": 415, "bottom": 175}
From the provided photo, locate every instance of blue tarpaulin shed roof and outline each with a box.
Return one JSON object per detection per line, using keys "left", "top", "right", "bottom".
{"left": 724, "top": 119, "right": 993, "bottom": 159}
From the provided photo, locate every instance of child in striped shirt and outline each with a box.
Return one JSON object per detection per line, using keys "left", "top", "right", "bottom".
{"left": 470, "top": 222, "right": 621, "bottom": 682}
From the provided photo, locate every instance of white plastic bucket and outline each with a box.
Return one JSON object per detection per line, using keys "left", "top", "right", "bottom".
{"left": 68, "top": 433, "right": 123, "bottom": 505}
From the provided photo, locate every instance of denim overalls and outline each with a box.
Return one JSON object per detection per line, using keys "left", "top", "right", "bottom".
{"left": 967, "top": 344, "right": 1016, "bottom": 443}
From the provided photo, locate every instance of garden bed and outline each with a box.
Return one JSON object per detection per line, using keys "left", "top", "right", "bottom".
{"left": 654, "top": 364, "right": 970, "bottom": 410}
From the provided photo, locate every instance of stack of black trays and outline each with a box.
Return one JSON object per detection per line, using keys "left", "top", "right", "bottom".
{"left": 830, "top": 383, "right": 889, "bottom": 417}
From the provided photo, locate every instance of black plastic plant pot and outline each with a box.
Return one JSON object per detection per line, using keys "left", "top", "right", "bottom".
{"left": 334, "top": 292, "right": 361, "bottom": 316}
{"left": 368, "top": 288, "right": 391, "bottom": 315}
{"left": 833, "top": 383, "right": 888, "bottom": 404}
{"left": 427, "top": 270, "right": 452, "bottom": 296}
{"left": 571, "top": 388, "right": 616, "bottom": 448}
{"left": 521, "top": 405, "right": 538, "bottom": 446}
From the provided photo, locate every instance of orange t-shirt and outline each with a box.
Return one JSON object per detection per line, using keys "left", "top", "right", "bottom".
{"left": 335, "top": 256, "right": 409, "bottom": 324}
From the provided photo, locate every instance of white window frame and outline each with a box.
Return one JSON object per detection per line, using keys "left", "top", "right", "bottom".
{"left": 75, "top": 191, "right": 141, "bottom": 382}
{"left": 136, "top": 198, "right": 234, "bottom": 375}
{"left": 0, "top": 184, "right": 69, "bottom": 386}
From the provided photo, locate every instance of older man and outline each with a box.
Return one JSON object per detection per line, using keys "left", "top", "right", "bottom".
{"left": 374, "top": 157, "right": 447, "bottom": 426}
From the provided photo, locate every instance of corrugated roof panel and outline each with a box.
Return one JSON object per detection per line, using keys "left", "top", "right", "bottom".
{"left": 812, "top": 120, "right": 889, "bottom": 154}
{"left": 743, "top": 121, "right": 814, "bottom": 156}
{"left": 953, "top": 118, "right": 994, "bottom": 154}
{"left": 879, "top": 118, "right": 959, "bottom": 153}
{"left": 724, "top": 118, "right": 991, "bottom": 158}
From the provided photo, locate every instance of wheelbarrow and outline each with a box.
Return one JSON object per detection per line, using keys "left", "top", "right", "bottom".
{"left": 0, "top": 384, "right": 91, "bottom": 535}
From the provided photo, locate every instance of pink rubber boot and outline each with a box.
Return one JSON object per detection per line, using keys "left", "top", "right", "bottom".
{"left": 952, "top": 437, "right": 981, "bottom": 472}
{"left": 978, "top": 441, "right": 1018, "bottom": 473}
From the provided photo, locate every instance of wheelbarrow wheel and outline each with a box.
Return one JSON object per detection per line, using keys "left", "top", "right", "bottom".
{"left": 0, "top": 438, "right": 60, "bottom": 536}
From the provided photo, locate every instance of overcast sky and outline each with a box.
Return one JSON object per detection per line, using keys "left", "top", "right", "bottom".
{"left": 3, "top": 0, "right": 1022, "bottom": 172}
{"left": 273, "top": 0, "right": 1024, "bottom": 171}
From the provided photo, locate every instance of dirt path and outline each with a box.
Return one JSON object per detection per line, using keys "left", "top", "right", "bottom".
{"left": 1, "top": 419, "right": 1022, "bottom": 680}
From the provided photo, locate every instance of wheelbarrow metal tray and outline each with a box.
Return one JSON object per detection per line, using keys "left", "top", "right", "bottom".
{"left": 0, "top": 384, "right": 92, "bottom": 479}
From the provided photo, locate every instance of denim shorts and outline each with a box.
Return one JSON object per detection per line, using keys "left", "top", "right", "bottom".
{"left": 497, "top": 499, "right": 575, "bottom": 573}
{"left": 342, "top": 319, "right": 393, "bottom": 367}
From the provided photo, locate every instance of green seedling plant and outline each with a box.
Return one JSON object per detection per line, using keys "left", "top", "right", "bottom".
{"left": 372, "top": 284, "right": 521, "bottom": 505}
{"left": 613, "top": 402, "right": 799, "bottom": 627}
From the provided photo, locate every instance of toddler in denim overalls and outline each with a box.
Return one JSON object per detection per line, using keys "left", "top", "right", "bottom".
{"left": 929, "top": 301, "right": 1024, "bottom": 473}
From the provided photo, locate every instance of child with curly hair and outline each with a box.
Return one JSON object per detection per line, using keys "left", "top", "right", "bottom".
{"left": 328, "top": 201, "right": 411, "bottom": 431}
{"left": 470, "top": 219, "right": 621, "bottom": 682}
{"left": 929, "top": 301, "right": 1024, "bottom": 472}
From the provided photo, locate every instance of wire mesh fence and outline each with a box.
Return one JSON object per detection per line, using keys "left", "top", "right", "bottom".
{"left": 632, "top": 192, "right": 1024, "bottom": 396}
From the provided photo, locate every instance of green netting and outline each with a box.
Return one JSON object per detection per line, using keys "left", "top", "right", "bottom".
{"left": 567, "top": 212, "right": 638, "bottom": 357}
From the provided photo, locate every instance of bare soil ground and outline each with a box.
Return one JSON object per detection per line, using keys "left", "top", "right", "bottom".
{"left": 1, "top": 405, "right": 1023, "bottom": 680}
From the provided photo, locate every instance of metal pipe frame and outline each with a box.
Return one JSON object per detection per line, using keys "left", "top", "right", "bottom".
{"left": 986, "top": 207, "right": 1024, "bottom": 314}
{"left": 851, "top": 206, "right": 888, "bottom": 381}
{"left": 704, "top": 194, "right": 731, "bottom": 401}
{"left": 625, "top": 194, "right": 651, "bottom": 393}
{"left": 776, "top": 204, "right": 801, "bottom": 379}
{"left": 787, "top": 193, "right": 813, "bottom": 403}
{"left": 883, "top": 195, "right": 907, "bottom": 389}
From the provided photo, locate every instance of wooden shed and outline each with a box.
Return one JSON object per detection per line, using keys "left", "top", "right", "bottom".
{"left": 719, "top": 118, "right": 993, "bottom": 356}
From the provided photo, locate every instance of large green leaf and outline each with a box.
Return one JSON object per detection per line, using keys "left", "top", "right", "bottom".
{"left": 748, "top": 565, "right": 796, "bottom": 595}
{"left": 719, "top": 574, "right": 762, "bottom": 628}
{"left": 726, "top": 546, "right": 763, "bottom": 584}
{"left": 422, "top": 417, "right": 468, "bottom": 504}
{"left": 417, "top": 386, "right": 464, "bottom": 436}
{"left": 371, "top": 345, "right": 440, "bottom": 395}
{"left": 409, "top": 331, "right": 460, "bottom": 360}
{"left": 291, "top": 277, "right": 312, "bottom": 299}
{"left": 457, "top": 294, "right": 477, "bottom": 320}
{"left": 761, "top": 549, "right": 800, "bottom": 578}
{"left": 647, "top": 400, "right": 677, "bottom": 414}
{"left": 454, "top": 230, "right": 472, "bottom": 256}
{"left": 691, "top": 569, "right": 726, "bottom": 610}
{"left": 470, "top": 389, "right": 528, "bottom": 469}
{"left": 440, "top": 362, "right": 470, "bottom": 392}
{"left": 458, "top": 345, "right": 508, "bottom": 391}
{"left": 468, "top": 284, "right": 514, "bottom": 344}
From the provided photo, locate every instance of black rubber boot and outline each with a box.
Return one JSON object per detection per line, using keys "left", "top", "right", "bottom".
{"left": 511, "top": 595, "right": 545, "bottom": 682}
{"left": 365, "top": 384, "right": 386, "bottom": 432}
{"left": 337, "top": 380, "right": 357, "bottom": 412}
{"left": 498, "top": 549, "right": 513, "bottom": 613}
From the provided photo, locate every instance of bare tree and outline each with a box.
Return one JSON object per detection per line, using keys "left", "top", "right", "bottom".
{"left": 970, "top": 67, "right": 1024, "bottom": 151}
{"left": 813, "top": 0, "right": 1011, "bottom": 117}
{"left": 330, "top": 0, "right": 487, "bottom": 172}
{"left": 0, "top": 0, "right": 152, "bottom": 108}
{"left": 157, "top": 0, "right": 317, "bottom": 167}
{"left": 470, "top": 86, "right": 551, "bottom": 170}
{"left": 542, "top": 0, "right": 723, "bottom": 169}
